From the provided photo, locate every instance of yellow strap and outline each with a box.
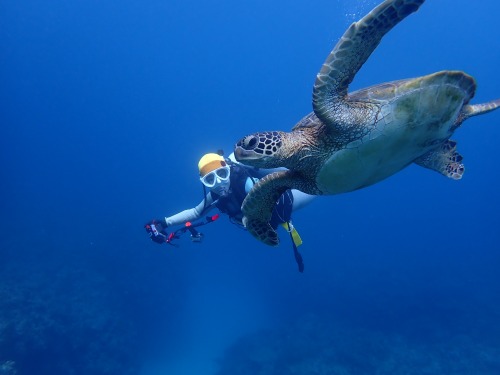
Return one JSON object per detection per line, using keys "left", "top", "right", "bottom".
{"left": 281, "top": 222, "right": 303, "bottom": 247}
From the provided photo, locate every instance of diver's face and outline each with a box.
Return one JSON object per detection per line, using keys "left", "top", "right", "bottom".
{"left": 210, "top": 178, "right": 230, "bottom": 196}
{"left": 200, "top": 165, "right": 231, "bottom": 195}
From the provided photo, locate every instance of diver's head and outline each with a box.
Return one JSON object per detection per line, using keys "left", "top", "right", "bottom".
{"left": 198, "top": 153, "right": 231, "bottom": 195}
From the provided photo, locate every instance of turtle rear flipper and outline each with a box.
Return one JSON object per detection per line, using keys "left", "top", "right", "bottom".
{"left": 414, "top": 140, "right": 464, "bottom": 180}
{"left": 458, "top": 99, "right": 500, "bottom": 124}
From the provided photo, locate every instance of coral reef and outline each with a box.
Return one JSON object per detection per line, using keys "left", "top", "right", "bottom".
{"left": 0, "top": 255, "right": 141, "bottom": 375}
{"left": 215, "top": 313, "right": 500, "bottom": 375}
{"left": 0, "top": 361, "right": 16, "bottom": 375}
{"left": 0, "top": 234, "right": 175, "bottom": 375}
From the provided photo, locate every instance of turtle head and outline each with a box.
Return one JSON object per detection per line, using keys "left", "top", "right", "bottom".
{"left": 234, "top": 131, "right": 286, "bottom": 168}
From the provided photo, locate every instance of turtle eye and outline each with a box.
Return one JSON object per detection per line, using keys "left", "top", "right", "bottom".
{"left": 247, "top": 136, "right": 257, "bottom": 149}
{"left": 238, "top": 135, "right": 258, "bottom": 150}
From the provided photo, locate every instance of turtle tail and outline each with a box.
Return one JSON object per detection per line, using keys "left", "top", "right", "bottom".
{"left": 458, "top": 98, "right": 500, "bottom": 124}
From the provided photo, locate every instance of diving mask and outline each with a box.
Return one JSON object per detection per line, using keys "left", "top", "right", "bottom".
{"left": 200, "top": 165, "right": 231, "bottom": 188}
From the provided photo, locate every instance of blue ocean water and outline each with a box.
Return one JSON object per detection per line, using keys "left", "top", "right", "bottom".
{"left": 1, "top": 0, "right": 499, "bottom": 374}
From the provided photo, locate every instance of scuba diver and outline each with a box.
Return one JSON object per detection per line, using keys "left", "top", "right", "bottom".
{"left": 145, "top": 152, "right": 315, "bottom": 271}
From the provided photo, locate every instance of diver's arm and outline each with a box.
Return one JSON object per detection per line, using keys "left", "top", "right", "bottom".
{"left": 164, "top": 193, "right": 215, "bottom": 227}
{"left": 244, "top": 176, "right": 257, "bottom": 193}
{"left": 290, "top": 190, "right": 316, "bottom": 211}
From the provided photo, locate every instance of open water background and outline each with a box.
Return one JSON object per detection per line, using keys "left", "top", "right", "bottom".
{"left": 1, "top": 0, "right": 499, "bottom": 373}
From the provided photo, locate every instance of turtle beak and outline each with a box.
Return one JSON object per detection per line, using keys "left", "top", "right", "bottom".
{"left": 234, "top": 144, "right": 259, "bottom": 161}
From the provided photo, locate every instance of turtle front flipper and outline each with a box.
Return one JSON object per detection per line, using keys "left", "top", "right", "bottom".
{"left": 313, "top": 0, "right": 425, "bottom": 129}
{"left": 242, "top": 170, "right": 298, "bottom": 246}
{"left": 414, "top": 140, "right": 465, "bottom": 180}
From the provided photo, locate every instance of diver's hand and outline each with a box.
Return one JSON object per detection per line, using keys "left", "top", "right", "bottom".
{"left": 144, "top": 219, "right": 168, "bottom": 244}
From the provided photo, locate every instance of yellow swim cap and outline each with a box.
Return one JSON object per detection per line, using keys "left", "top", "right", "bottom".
{"left": 198, "top": 153, "right": 226, "bottom": 176}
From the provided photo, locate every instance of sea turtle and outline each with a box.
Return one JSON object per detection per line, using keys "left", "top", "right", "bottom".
{"left": 234, "top": 0, "right": 500, "bottom": 246}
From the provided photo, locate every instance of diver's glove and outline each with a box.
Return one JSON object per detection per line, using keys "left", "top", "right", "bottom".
{"left": 144, "top": 218, "right": 168, "bottom": 244}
